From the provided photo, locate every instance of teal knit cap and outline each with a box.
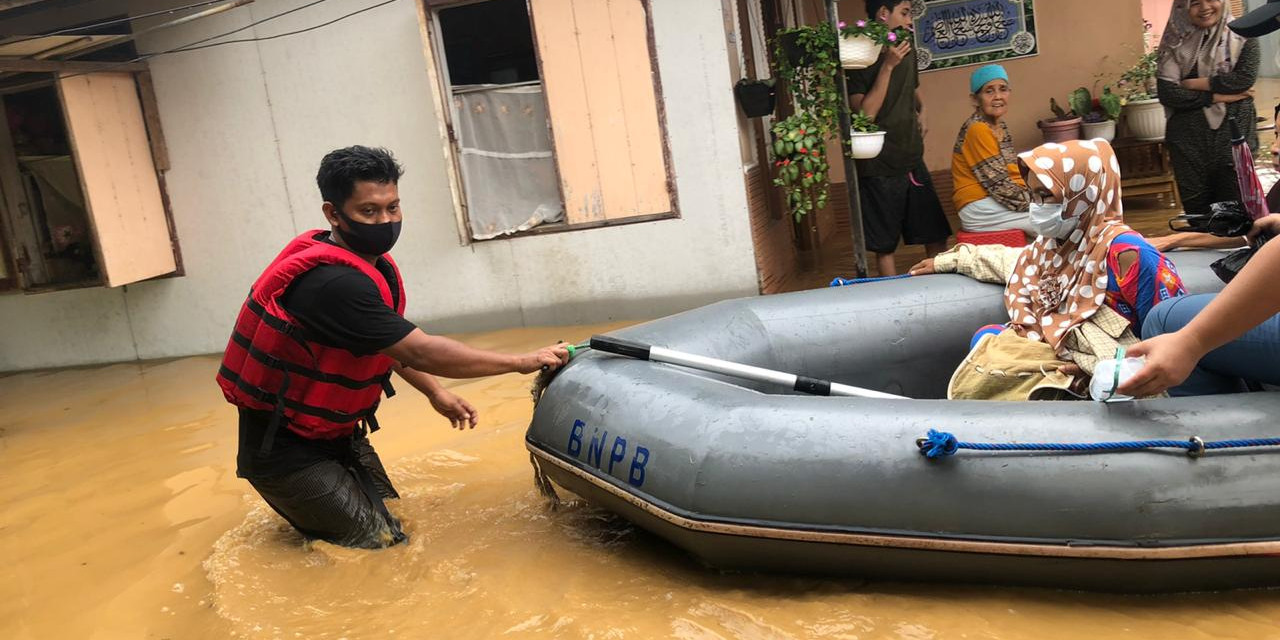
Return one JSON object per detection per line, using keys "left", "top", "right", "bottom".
{"left": 970, "top": 64, "right": 1009, "bottom": 93}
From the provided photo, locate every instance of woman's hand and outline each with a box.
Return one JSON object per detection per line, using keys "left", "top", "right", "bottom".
{"left": 907, "top": 258, "right": 936, "bottom": 276}
{"left": 1117, "top": 332, "right": 1206, "bottom": 398}
{"left": 1147, "top": 234, "right": 1181, "bottom": 252}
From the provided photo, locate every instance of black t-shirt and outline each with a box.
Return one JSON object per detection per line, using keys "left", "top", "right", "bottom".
{"left": 846, "top": 49, "right": 922, "bottom": 177}
{"left": 279, "top": 236, "right": 417, "bottom": 355}
{"left": 236, "top": 234, "right": 416, "bottom": 478}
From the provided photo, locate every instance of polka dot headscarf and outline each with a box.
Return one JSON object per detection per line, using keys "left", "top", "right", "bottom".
{"left": 1008, "top": 139, "right": 1132, "bottom": 353}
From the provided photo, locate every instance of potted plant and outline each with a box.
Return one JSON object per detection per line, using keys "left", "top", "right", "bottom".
{"left": 771, "top": 114, "right": 830, "bottom": 222}
{"left": 770, "top": 23, "right": 841, "bottom": 223}
{"left": 734, "top": 78, "right": 776, "bottom": 118}
{"left": 775, "top": 22, "right": 838, "bottom": 69}
{"left": 848, "top": 110, "right": 886, "bottom": 159}
{"left": 1118, "top": 51, "right": 1165, "bottom": 140}
{"left": 1038, "top": 89, "right": 1086, "bottom": 143}
{"left": 1080, "top": 86, "right": 1122, "bottom": 141}
{"left": 771, "top": 22, "right": 841, "bottom": 139}
{"left": 837, "top": 19, "right": 913, "bottom": 70}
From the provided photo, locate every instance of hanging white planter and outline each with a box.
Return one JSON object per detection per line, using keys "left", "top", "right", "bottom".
{"left": 839, "top": 33, "right": 880, "bottom": 69}
{"left": 849, "top": 131, "right": 887, "bottom": 159}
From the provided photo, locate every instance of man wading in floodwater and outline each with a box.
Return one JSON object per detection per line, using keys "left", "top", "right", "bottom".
{"left": 216, "top": 146, "right": 569, "bottom": 548}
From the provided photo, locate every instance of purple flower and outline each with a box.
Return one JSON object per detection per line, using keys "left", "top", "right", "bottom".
{"left": 856, "top": 19, "right": 866, "bottom": 27}
{"left": 887, "top": 32, "right": 898, "bottom": 42}
{"left": 838, "top": 20, "right": 846, "bottom": 29}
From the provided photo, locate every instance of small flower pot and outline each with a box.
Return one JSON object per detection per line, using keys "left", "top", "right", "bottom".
{"left": 1124, "top": 98, "right": 1167, "bottom": 141}
{"left": 734, "top": 79, "right": 776, "bottom": 118}
{"left": 1038, "top": 115, "right": 1082, "bottom": 144}
{"left": 1081, "top": 119, "right": 1116, "bottom": 142}
{"left": 849, "top": 130, "right": 887, "bottom": 159}
{"left": 839, "top": 33, "right": 880, "bottom": 69}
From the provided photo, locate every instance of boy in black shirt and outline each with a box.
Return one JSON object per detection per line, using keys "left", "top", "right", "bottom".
{"left": 848, "top": 0, "right": 951, "bottom": 275}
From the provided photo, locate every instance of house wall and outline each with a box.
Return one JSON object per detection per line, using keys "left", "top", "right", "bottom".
{"left": 830, "top": 0, "right": 1146, "bottom": 178}
{"left": 0, "top": 0, "right": 758, "bottom": 371}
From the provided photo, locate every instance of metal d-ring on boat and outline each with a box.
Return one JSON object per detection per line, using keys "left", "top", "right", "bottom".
{"left": 526, "top": 249, "right": 1280, "bottom": 592}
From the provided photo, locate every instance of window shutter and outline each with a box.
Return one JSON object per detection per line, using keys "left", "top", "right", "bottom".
{"left": 58, "top": 72, "right": 176, "bottom": 286}
{"left": 530, "top": 0, "right": 672, "bottom": 223}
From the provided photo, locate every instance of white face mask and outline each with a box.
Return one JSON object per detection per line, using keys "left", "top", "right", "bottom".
{"left": 1029, "top": 202, "right": 1075, "bottom": 239}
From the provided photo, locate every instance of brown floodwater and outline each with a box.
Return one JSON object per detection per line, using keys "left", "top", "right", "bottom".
{"left": 4, "top": 323, "right": 1280, "bottom": 639}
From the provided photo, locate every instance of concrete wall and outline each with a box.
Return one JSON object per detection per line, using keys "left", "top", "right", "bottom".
{"left": 0, "top": 0, "right": 758, "bottom": 371}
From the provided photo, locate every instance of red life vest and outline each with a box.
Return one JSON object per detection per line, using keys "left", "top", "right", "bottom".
{"left": 217, "top": 230, "right": 406, "bottom": 442}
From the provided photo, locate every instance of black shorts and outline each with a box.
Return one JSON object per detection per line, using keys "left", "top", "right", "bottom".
{"left": 857, "top": 161, "right": 952, "bottom": 254}
{"left": 245, "top": 434, "right": 407, "bottom": 549}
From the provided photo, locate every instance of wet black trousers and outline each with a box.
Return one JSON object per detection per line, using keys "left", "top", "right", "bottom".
{"left": 243, "top": 429, "right": 408, "bottom": 549}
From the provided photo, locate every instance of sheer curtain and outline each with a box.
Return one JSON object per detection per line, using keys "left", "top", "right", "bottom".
{"left": 452, "top": 82, "right": 563, "bottom": 239}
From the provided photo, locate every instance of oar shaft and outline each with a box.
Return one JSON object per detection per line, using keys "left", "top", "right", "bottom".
{"left": 590, "top": 336, "right": 905, "bottom": 399}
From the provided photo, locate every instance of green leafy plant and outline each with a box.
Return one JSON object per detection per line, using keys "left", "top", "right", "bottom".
{"left": 1065, "top": 86, "right": 1121, "bottom": 123}
{"left": 1117, "top": 50, "right": 1158, "bottom": 102}
{"left": 770, "top": 22, "right": 841, "bottom": 221}
{"left": 850, "top": 110, "right": 880, "bottom": 133}
{"left": 1049, "top": 87, "right": 1092, "bottom": 121}
{"left": 1098, "top": 87, "right": 1123, "bottom": 121}
{"left": 838, "top": 18, "right": 913, "bottom": 47}
{"left": 771, "top": 114, "right": 830, "bottom": 223}
{"left": 1068, "top": 88, "right": 1092, "bottom": 120}
{"left": 773, "top": 23, "right": 842, "bottom": 133}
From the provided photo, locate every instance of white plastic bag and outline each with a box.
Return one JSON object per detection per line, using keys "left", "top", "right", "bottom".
{"left": 1090, "top": 357, "right": 1145, "bottom": 402}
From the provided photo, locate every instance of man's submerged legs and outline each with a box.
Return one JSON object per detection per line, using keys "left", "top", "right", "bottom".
{"left": 247, "top": 439, "right": 407, "bottom": 549}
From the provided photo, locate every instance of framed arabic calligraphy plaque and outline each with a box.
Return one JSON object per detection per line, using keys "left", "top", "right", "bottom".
{"left": 911, "top": 0, "right": 1039, "bottom": 73}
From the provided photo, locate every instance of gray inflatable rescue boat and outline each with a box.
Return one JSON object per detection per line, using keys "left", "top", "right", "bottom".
{"left": 526, "top": 250, "right": 1280, "bottom": 592}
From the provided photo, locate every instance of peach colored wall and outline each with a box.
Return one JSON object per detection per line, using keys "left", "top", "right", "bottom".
{"left": 830, "top": 0, "right": 1147, "bottom": 175}
{"left": 1144, "top": 0, "right": 1172, "bottom": 44}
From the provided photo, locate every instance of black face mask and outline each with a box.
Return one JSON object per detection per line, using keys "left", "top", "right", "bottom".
{"left": 335, "top": 210, "right": 401, "bottom": 256}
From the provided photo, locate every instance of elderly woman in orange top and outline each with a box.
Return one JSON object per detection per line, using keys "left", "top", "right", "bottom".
{"left": 951, "top": 64, "right": 1034, "bottom": 237}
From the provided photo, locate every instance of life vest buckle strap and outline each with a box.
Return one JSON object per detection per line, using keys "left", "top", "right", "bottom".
{"left": 260, "top": 369, "right": 292, "bottom": 454}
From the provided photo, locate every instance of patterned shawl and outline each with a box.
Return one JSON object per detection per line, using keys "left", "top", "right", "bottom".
{"left": 1007, "top": 139, "right": 1132, "bottom": 353}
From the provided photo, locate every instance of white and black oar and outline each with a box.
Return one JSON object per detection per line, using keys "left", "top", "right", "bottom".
{"left": 589, "top": 335, "right": 905, "bottom": 399}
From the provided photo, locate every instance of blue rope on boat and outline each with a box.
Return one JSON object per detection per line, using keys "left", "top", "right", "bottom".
{"left": 917, "top": 429, "right": 1280, "bottom": 459}
{"left": 829, "top": 274, "right": 912, "bottom": 287}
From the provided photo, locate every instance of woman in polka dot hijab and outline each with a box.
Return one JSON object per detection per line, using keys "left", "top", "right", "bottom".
{"left": 914, "top": 138, "right": 1186, "bottom": 397}
{"left": 1008, "top": 139, "right": 1132, "bottom": 352}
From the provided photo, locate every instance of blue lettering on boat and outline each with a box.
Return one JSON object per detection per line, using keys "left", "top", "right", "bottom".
{"left": 567, "top": 419, "right": 584, "bottom": 457}
{"left": 566, "top": 419, "right": 649, "bottom": 487}
{"left": 588, "top": 429, "right": 608, "bottom": 467}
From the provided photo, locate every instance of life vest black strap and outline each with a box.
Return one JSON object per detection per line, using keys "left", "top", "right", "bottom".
{"left": 230, "top": 330, "right": 386, "bottom": 390}
{"left": 343, "top": 437, "right": 396, "bottom": 526}
{"left": 219, "top": 365, "right": 374, "bottom": 426}
{"left": 381, "top": 375, "right": 396, "bottom": 398}
{"left": 261, "top": 368, "right": 291, "bottom": 454}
